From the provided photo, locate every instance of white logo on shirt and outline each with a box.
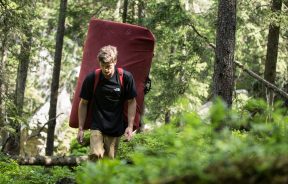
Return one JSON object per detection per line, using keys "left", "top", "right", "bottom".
{"left": 114, "top": 88, "right": 120, "bottom": 92}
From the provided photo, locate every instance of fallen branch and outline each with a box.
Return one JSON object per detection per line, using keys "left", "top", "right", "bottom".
{"left": 17, "top": 155, "right": 88, "bottom": 166}
{"left": 234, "top": 60, "right": 288, "bottom": 99}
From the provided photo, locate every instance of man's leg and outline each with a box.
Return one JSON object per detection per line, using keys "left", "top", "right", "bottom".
{"left": 89, "top": 130, "right": 105, "bottom": 161}
{"left": 103, "top": 135, "right": 120, "bottom": 159}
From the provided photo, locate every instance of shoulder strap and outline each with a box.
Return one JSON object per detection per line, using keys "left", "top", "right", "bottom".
{"left": 117, "top": 68, "right": 124, "bottom": 88}
{"left": 93, "top": 69, "right": 101, "bottom": 93}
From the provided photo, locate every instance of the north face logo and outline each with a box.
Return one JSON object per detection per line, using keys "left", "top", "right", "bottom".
{"left": 114, "top": 88, "right": 120, "bottom": 92}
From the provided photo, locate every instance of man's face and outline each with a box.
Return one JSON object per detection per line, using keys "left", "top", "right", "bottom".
{"left": 100, "top": 60, "right": 116, "bottom": 79}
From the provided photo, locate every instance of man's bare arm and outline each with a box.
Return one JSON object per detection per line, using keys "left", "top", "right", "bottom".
{"left": 125, "top": 98, "right": 136, "bottom": 140}
{"left": 77, "top": 99, "right": 88, "bottom": 144}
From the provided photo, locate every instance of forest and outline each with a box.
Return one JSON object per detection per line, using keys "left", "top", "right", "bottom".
{"left": 0, "top": 0, "right": 288, "bottom": 183}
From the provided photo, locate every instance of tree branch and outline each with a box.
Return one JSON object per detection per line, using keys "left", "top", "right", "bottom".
{"left": 27, "top": 113, "right": 64, "bottom": 140}
{"left": 188, "top": 23, "right": 216, "bottom": 49}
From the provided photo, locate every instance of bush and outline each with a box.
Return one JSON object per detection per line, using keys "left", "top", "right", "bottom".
{"left": 76, "top": 98, "right": 288, "bottom": 184}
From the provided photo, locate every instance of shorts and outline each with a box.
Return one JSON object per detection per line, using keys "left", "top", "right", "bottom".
{"left": 89, "top": 130, "right": 120, "bottom": 161}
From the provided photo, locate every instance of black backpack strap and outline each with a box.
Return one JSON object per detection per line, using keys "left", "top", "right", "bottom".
{"left": 144, "top": 76, "right": 151, "bottom": 95}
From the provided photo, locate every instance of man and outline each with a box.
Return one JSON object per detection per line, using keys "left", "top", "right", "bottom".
{"left": 77, "top": 45, "right": 137, "bottom": 160}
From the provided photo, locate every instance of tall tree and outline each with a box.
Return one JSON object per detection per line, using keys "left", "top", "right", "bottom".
{"left": 213, "top": 0, "right": 237, "bottom": 106}
{"left": 285, "top": 0, "right": 288, "bottom": 105}
{"left": 46, "top": 0, "right": 67, "bottom": 156}
{"left": 15, "top": 30, "right": 32, "bottom": 116}
{"left": 137, "top": 0, "right": 145, "bottom": 25}
{"left": 0, "top": 13, "right": 9, "bottom": 139}
{"left": 122, "top": 0, "right": 128, "bottom": 23}
{"left": 3, "top": 29, "right": 33, "bottom": 155}
{"left": 263, "top": 0, "right": 282, "bottom": 105}
{"left": 0, "top": 38, "right": 7, "bottom": 129}
{"left": 0, "top": 38, "right": 7, "bottom": 150}
{"left": 0, "top": 0, "right": 35, "bottom": 153}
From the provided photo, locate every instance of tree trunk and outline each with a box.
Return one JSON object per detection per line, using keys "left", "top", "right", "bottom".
{"left": 3, "top": 29, "right": 32, "bottom": 155}
{"left": 0, "top": 37, "right": 7, "bottom": 127}
{"left": 263, "top": 0, "right": 282, "bottom": 105}
{"left": 46, "top": 0, "right": 67, "bottom": 156}
{"left": 137, "top": 0, "right": 145, "bottom": 26}
{"left": 165, "top": 110, "right": 170, "bottom": 124}
{"left": 131, "top": 0, "right": 136, "bottom": 23}
{"left": 0, "top": 18, "right": 9, "bottom": 125}
{"left": 17, "top": 155, "right": 88, "bottom": 166}
{"left": 115, "top": 0, "right": 122, "bottom": 19}
{"left": 122, "top": 0, "right": 128, "bottom": 23}
{"left": 0, "top": 35, "right": 8, "bottom": 150}
{"left": 213, "top": 0, "right": 237, "bottom": 107}
{"left": 15, "top": 30, "right": 32, "bottom": 116}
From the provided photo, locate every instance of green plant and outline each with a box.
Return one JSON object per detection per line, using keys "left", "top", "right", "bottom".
{"left": 0, "top": 153, "right": 74, "bottom": 184}
{"left": 76, "top": 99, "right": 288, "bottom": 184}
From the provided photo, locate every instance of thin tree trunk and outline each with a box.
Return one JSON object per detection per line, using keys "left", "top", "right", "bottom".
{"left": 165, "top": 110, "right": 170, "bottom": 124}
{"left": 122, "top": 0, "right": 128, "bottom": 23}
{"left": 213, "top": 0, "right": 237, "bottom": 107}
{"left": 0, "top": 19, "right": 9, "bottom": 125}
{"left": 137, "top": 0, "right": 144, "bottom": 25}
{"left": 3, "top": 29, "right": 32, "bottom": 155}
{"left": 46, "top": 0, "right": 67, "bottom": 156}
{"left": 0, "top": 35, "right": 8, "bottom": 149}
{"left": 263, "top": 0, "right": 282, "bottom": 105}
{"left": 114, "top": 0, "right": 122, "bottom": 19}
{"left": 0, "top": 37, "right": 7, "bottom": 127}
{"left": 131, "top": 0, "right": 136, "bottom": 23}
{"left": 15, "top": 30, "right": 32, "bottom": 116}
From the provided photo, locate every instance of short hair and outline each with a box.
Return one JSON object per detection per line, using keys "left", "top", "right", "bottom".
{"left": 97, "top": 45, "right": 118, "bottom": 63}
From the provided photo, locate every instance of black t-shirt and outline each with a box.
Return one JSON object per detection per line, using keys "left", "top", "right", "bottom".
{"left": 80, "top": 69, "right": 137, "bottom": 136}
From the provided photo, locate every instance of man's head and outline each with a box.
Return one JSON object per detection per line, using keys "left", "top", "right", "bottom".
{"left": 97, "top": 45, "right": 118, "bottom": 79}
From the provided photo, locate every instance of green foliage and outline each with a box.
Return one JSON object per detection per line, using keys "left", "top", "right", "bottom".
{"left": 76, "top": 99, "right": 288, "bottom": 183}
{"left": 0, "top": 0, "right": 37, "bottom": 128}
{"left": 1, "top": 0, "right": 288, "bottom": 183}
{"left": 235, "top": 0, "right": 288, "bottom": 97}
{"left": 117, "top": 131, "right": 170, "bottom": 161}
{"left": 66, "top": 0, "right": 119, "bottom": 46}
{"left": 0, "top": 152, "right": 74, "bottom": 184}
{"left": 70, "top": 131, "right": 91, "bottom": 156}
{"left": 144, "top": 0, "right": 213, "bottom": 121}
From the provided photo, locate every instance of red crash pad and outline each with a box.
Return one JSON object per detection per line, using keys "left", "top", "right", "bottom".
{"left": 69, "top": 18, "right": 155, "bottom": 130}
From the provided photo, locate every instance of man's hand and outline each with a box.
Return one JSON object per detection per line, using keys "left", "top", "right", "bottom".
{"left": 124, "top": 126, "right": 133, "bottom": 141}
{"left": 77, "top": 129, "right": 84, "bottom": 144}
